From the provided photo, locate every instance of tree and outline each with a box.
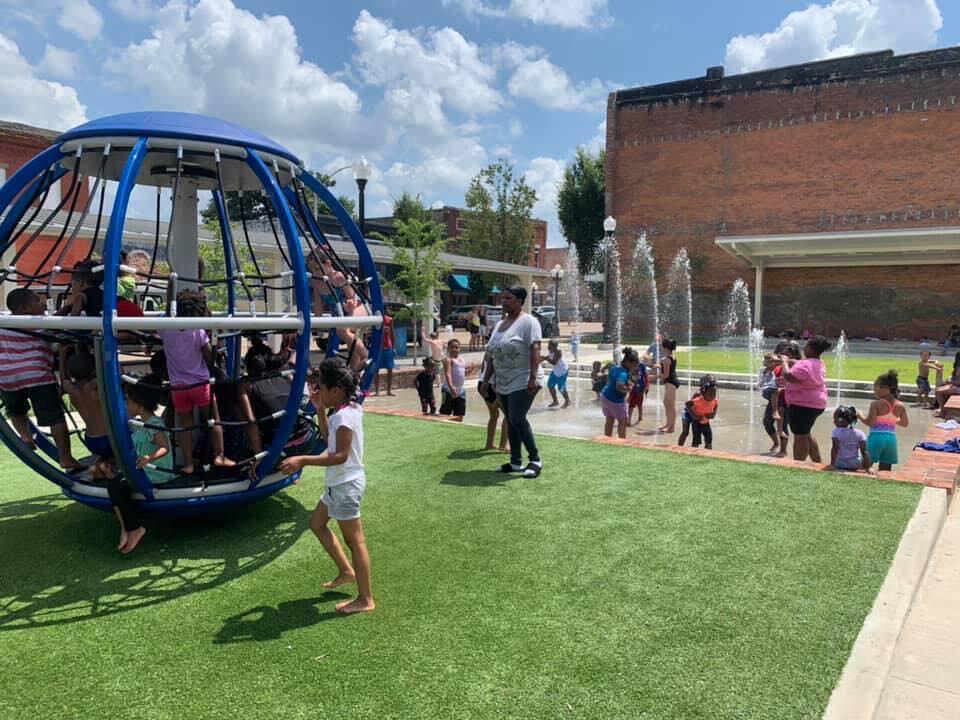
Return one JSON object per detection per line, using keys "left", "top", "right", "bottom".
{"left": 392, "top": 191, "right": 431, "bottom": 224}
{"left": 300, "top": 171, "right": 356, "bottom": 218}
{"left": 462, "top": 160, "right": 537, "bottom": 267}
{"left": 557, "top": 147, "right": 605, "bottom": 277}
{"left": 380, "top": 198, "right": 450, "bottom": 364}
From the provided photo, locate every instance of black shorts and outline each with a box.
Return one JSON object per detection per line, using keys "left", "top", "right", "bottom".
{"left": 786, "top": 405, "right": 823, "bottom": 436}
{"left": 478, "top": 381, "right": 498, "bottom": 404}
{"left": 440, "top": 389, "right": 466, "bottom": 417}
{"left": 1, "top": 383, "right": 65, "bottom": 427}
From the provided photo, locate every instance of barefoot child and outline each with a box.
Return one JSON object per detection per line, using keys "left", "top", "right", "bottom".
{"left": 590, "top": 360, "right": 605, "bottom": 401}
{"left": 678, "top": 375, "right": 719, "bottom": 449}
{"left": 601, "top": 347, "right": 638, "bottom": 438}
{"left": 627, "top": 361, "right": 648, "bottom": 426}
{"left": 440, "top": 338, "right": 466, "bottom": 420}
{"left": 415, "top": 358, "right": 437, "bottom": 415}
{"left": 158, "top": 289, "right": 234, "bottom": 474}
{"left": 827, "top": 405, "right": 871, "bottom": 472}
{"left": 916, "top": 350, "right": 942, "bottom": 407}
{"left": 543, "top": 339, "right": 570, "bottom": 408}
{"left": 760, "top": 354, "right": 783, "bottom": 452}
{"left": 106, "top": 376, "right": 172, "bottom": 553}
{"left": 279, "top": 359, "right": 374, "bottom": 615}
{"left": 859, "top": 369, "right": 909, "bottom": 471}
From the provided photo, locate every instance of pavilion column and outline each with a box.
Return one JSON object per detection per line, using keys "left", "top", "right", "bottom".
{"left": 754, "top": 264, "right": 765, "bottom": 329}
{"left": 516, "top": 272, "right": 533, "bottom": 312}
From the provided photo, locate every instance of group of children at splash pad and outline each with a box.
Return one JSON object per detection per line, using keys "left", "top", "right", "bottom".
{"left": 589, "top": 334, "right": 946, "bottom": 473}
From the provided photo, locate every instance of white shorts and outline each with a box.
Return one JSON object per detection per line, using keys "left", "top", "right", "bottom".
{"left": 321, "top": 478, "right": 366, "bottom": 521}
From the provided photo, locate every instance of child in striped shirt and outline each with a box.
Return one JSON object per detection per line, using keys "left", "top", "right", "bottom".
{"left": 0, "top": 289, "right": 83, "bottom": 471}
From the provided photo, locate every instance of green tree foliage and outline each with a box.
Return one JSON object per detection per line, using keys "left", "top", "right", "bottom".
{"left": 392, "top": 191, "right": 431, "bottom": 224}
{"left": 380, "top": 197, "right": 450, "bottom": 362}
{"left": 198, "top": 235, "right": 265, "bottom": 314}
{"left": 557, "top": 147, "right": 605, "bottom": 276}
{"left": 462, "top": 160, "right": 537, "bottom": 267}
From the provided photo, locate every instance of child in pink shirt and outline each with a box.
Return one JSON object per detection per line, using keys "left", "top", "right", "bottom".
{"left": 158, "top": 290, "right": 233, "bottom": 474}
{"left": 781, "top": 335, "right": 832, "bottom": 463}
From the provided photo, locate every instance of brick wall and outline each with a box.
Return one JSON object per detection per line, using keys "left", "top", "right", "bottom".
{"left": 607, "top": 49, "right": 960, "bottom": 338}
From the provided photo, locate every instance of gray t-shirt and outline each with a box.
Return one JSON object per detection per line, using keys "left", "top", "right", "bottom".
{"left": 487, "top": 313, "right": 544, "bottom": 395}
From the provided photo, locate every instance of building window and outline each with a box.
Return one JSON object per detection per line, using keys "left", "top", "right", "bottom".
{"left": 0, "top": 165, "right": 6, "bottom": 186}
{"left": 455, "top": 217, "right": 467, "bottom": 232}
{"left": 41, "top": 177, "right": 61, "bottom": 210}
{"left": 533, "top": 245, "right": 541, "bottom": 268}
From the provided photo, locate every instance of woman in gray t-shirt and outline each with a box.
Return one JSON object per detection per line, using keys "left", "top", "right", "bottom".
{"left": 480, "top": 286, "right": 544, "bottom": 478}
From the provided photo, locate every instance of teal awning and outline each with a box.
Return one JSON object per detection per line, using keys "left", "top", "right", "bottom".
{"left": 490, "top": 285, "right": 500, "bottom": 294}
{"left": 448, "top": 273, "right": 470, "bottom": 292}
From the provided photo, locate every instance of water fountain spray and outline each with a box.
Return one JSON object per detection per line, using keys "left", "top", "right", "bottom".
{"left": 632, "top": 232, "right": 662, "bottom": 430}
{"left": 834, "top": 330, "right": 848, "bottom": 406}
{"left": 562, "top": 245, "right": 583, "bottom": 407}
{"left": 667, "top": 249, "right": 693, "bottom": 395}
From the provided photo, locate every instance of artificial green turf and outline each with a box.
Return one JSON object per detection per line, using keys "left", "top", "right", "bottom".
{"left": 676, "top": 348, "right": 934, "bottom": 383}
{"left": 0, "top": 415, "right": 921, "bottom": 719}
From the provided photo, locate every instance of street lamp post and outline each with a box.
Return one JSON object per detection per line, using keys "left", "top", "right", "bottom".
{"left": 550, "top": 263, "right": 564, "bottom": 317}
{"left": 352, "top": 156, "right": 372, "bottom": 237}
{"left": 601, "top": 216, "right": 616, "bottom": 346}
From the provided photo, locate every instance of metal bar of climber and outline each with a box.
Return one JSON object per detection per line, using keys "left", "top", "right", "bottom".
{"left": 24, "top": 148, "right": 86, "bottom": 288}
{"left": 0, "top": 144, "right": 64, "bottom": 239}
{"left": 97, "top": 137, "right": 156, "bottom": 500}
{"left": 0, "top": 314, "right": 381, "bottom": 331}
{"left": 298, "top": 169, "right": 384, "bottom": 389}
{"left": 213, "top": 148, "right": 249, "bottom": 378}
{"left": 245, "top": 149, "right": 311, "bottom": 487}
{"left": 46, "top": 145, "right": 111, "bottom": 301}
{"left": 0, "top": 168, "right": 56, "bottom": 261}
{"left": 139, "top": 187, "right": 162, "bottom": 307}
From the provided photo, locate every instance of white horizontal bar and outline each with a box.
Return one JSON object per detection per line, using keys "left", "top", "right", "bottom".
{"left": 0, "top": 313, "right": 384, "bottom": 333}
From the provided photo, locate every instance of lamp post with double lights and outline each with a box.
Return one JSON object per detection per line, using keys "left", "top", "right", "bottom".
{"left": 601, "top": 215, "right": 616, "bottom": 346}
{"left": 352, "top": 156, "right": 372, "bottom": 237}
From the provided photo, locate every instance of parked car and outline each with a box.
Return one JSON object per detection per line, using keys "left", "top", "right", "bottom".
{"left": 532, "top": 309, "right": 557, "bottom": 338}
{"left": 446, "top": 305, "right": 476, "bottom": 329}
{"left": 534, "top": 305, "right": 557, "bottom": 320}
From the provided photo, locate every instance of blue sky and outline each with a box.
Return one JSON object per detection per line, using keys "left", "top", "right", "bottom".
{"left": 0, "top": 0, "right": 956, "bottom": 245}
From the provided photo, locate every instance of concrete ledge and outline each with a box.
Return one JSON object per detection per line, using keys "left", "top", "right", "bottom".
{"left": 822, "top": 486, "right": 949, "bottom": 720}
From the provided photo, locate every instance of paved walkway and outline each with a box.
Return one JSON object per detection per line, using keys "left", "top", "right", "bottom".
{"left": 874, "top": 492, "right": 960, "bottom": 719}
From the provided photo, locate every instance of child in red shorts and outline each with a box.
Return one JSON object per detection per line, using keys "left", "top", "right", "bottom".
{"left": 157, "top": 290, "right": 233, "bottom": 474}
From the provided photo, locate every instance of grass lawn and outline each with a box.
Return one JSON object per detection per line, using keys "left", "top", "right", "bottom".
{"left": 0, "top": 414, "right": 921, "bottom": 719}
{"left": 676, "top": 348, "right": 929, "bottom": 383}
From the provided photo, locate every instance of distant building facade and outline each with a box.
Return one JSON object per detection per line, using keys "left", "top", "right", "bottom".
{"left": 605, "top": 48, "right": 960, "bottom": 339}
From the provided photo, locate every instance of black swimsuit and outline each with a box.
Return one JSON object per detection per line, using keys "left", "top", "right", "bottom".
{"left": 662, "top": 355, "right": 680, "bottom": 388}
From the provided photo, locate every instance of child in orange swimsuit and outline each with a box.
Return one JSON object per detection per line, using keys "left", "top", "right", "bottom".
{"left": 678, "top": 374, "right": 719, "bottom": 449}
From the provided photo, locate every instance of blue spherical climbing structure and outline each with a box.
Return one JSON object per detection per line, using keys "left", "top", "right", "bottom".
{"left": 0, "top": 112, "right": 383, "bottom": 515}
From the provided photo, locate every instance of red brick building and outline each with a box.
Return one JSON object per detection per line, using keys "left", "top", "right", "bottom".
{"left": 429, "top": 206, "right": 548, "bottom": 270}
{"left": 605, "top": 48, "right": 960, "bottom": 339}
{"left": 0, "top": 120, "right": 93, "bottom": 299}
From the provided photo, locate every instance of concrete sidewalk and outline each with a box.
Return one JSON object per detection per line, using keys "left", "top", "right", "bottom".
{"left": 873, "top": 493, "right": 960, "bottom": 719}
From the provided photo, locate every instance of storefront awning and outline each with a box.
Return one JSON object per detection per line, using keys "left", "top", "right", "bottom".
{"left": 448, "top": 273, "right": 470, "bottom": 292}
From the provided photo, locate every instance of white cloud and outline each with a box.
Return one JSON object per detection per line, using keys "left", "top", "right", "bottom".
{"left": 508, "top": 56, "right": 608, "bottom": 111}
{"left": 104, "top": 0, "right": 367, "bottom": 156}
{"left": 509, "top": 118, "right": 523, "bottom": 137}
{"left": 382, "top": 137, "right": 490, "bottom": 207}
{"left": 38, "top": 43, "right": 78, "bottom": 80}
{"left": 58, "top": 0, "right": 103, "bottom": 41}
{"left": 352, "top": 10, "right": 502, "bottom": 116}
{"left": 0, "top": 33, "right": 86, "bottom": 130}
{"left": 524, "top": 156, "right": 565, "bottom": 240}
{"left": 110, "top": 0, "right": 159, "bottom": 22}
{"left": 443, "top": 0, "right": 611, "bottom": 29}
{"left": 725, "top": 0, "right": 943, "bottom": 74}
{"left": 586, "top": 119, "right": 605, "bottom": 153}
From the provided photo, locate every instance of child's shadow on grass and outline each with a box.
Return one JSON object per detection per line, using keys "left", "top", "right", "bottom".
{"left": 0, "top": 492, "right": 309, "bottom": 631}
{"left": 214, "top": 593, "right": 349, "bottom": 643}
{"left": 446, "top": 448, "right": 498, "bottom": 461}
{"left": 441, "top": 470, "right": 513, "bottom": 487}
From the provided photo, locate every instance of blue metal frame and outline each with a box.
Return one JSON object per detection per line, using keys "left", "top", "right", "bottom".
{"left": 99, "top": 137, "right": 154, "bottom": 500}
{"left": 212, "top": 189, "right": 241, "bottom": 376}
{"left": 244, "top": 149, "right": 311, "bottom": 485}
{"left": 296, "top": 172, "right": 384, "bottom": 394}
{"left": 63, "top": 472, "right": 302, "bottom": 516}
